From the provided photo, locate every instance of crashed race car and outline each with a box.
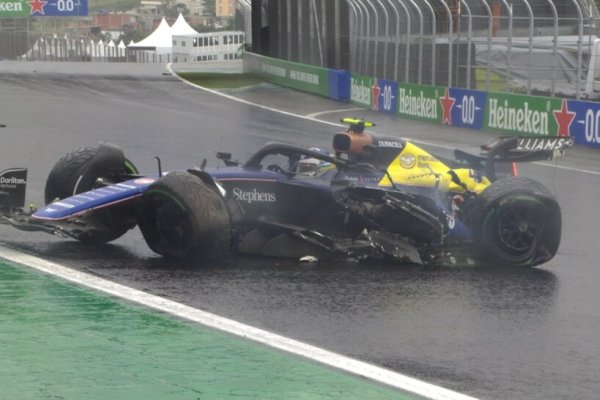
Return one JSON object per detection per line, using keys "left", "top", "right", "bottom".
{"left": 0, "top": 118, "right": 573, "bottom": 267}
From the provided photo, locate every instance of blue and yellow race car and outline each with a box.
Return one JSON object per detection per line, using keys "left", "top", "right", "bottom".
{"left": 0, "top": 119, "right": 573, "bottom": 267}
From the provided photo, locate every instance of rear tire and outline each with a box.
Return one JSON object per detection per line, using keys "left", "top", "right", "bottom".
{"left": 136, "top": 172, "right": 231, "bottom": 259}
{"left": 473, "top": 177, "right": 561, "bottom": 267}
{"left": 44, "top": 143, "right": 139, "bottom": 244}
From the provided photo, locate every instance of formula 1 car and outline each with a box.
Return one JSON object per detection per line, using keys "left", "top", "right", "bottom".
{"left": 0, "top": 119, "right": 573, "bottom": 267}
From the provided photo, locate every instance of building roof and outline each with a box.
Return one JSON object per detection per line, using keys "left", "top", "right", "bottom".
{"left": 170, "top": 13, "right": 199, "bottom": 36}
{"left": 128, "top": 17, "right": 172, "bottom": 53}
{"left": 128, "top": 14, "right": 199, "bottom": 53}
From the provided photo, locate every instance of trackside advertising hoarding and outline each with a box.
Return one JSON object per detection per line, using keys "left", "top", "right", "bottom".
{"left": 350, "top": 74, "right": 374, "bottom": 109}
{"left": 484, "top": 92, "right": 564, "bottom": 137}
{"left": 0, "top": 0, "right": 28, "bottom": 17}
{"left": 244, "top": 53, "right": 599, "bottom": 149}
{"left": 350, "top": 75, "right": 398, "bottom": 115}
{"left": 0, "top": 0, "right": 88, "bottom": 17}
{"left": 561, "top": 99, "right": 600, "bottom": 148}
{"left": 397, "top": 83, "right": 444, "bottom": 123}
{"left": 244, "top": 52, "right": 330, "bottom": 98}
{"left": 446, "top": 88, "right": 487, "bottom": 130}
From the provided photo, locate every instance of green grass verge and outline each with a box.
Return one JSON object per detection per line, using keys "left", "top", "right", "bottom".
{"left": 178, "top": 72, "right": 264, "bottom": 89}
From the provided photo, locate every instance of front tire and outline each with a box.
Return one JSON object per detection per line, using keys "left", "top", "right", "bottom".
{"left": 136, "top": 172, "right": 231, "bottom": 259}
{"left": 473, "top": 177, "right": 561, "bottom": 267}
{"left": 44, "top": 143, "right": 139, "bottom": 244}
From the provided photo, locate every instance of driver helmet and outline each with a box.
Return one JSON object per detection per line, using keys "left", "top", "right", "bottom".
{"left": 296, "top": 158, "right": 323, "bottom": 176}
{"left": 296, "top": 148, "right": 333, "bottom": 176}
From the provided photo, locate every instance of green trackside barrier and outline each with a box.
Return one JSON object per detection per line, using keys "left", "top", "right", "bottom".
{"left": 243, "top": 52, "right": 352, "bottom": 100}
{"left": 242, "top": 53, "right": 600, "bottom": 148}
{"left": 397, "top": 82, "right": 445, "bottom": 124}
{"left": 244, "top": 52, "right": 330, "bottom": 97}
{"left": 0, "top": 0, "right": 30, "bottom": 17}
{"left": 350, "top": 73, "right": 374, "bottom": 108}
{"left": 484, "top": 91, "right": 563, "bottom": 136}
{"left": 0, "top": 260, "right": 421, "bottom": 400}
{"left": 351, "top": 74, "right": 586, "bottom": 142}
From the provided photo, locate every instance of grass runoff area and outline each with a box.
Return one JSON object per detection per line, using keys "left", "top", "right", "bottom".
{"left": 178, "top": 72, "right": 264, "bottom": 89}
{"left": 0, "top": 260, "right": 415, "bottom": 400}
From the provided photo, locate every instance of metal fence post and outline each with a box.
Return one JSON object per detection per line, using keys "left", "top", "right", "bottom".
{"left": 383, "top": 0, "right": 402, "bottom": 81}
{"left": 363, "top": 0, "right": 380, "bottom": 76}
{"left": 345, "top": 0, "right": 360, "bottom": 71}
{"left": 430, "top": 0, "right": 453, "bottom": 87}
{"left": 521, "top": 0, "right": 534, "bottom": 95}
{"left": 459, "top": 0, "right": 472, "bottom": 89}
{"left": 402, "top": 0, "right": 424, "bottom": 84}
{"left": 568, "top": 0, "right": 583, "bottom": 98}
{"left": 394, "top": 0, "right": 412, "bottom": 82}
{"left": 374, "top": 0, "right": 391, "bottom": 78}
{"left": 415, "top": 0, "right": 436, "bottom": 85}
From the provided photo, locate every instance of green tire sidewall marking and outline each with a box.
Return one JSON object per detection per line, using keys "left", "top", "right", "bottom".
{"left": 483, "top": 194, "right": 545, "bottom": 231}
{"left": 124, "top": 159, "right": 139, "bottom": 175}
{"left": 146, "top": 188, "right": 187, "bottom": 212}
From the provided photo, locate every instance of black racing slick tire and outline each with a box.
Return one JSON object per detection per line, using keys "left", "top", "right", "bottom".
{"left": 136, "top": 172, "right": 231, "bottom": 260}
{"left": 473, "top": 176, "right": 561, "bottom": 267}
{"left": 44, "top": 143, "right": 139, "bottom": 244}
{"left": 45, "top": 143, "right": 138, "bottom": 203}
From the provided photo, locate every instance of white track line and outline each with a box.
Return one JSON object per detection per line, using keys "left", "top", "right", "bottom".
{"left": 0, "top": 246, "right": 478, "bottom": 400}
{"left": 306, "top": 108, "right": 365, "bottom": 119}
{"left": 166, "top": 63, "right": 341, "bottom": 127}
{"left": 167, "top": 63, "right": 600, "bottom": 177}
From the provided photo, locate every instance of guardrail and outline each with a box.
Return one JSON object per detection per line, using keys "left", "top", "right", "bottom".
{"left": 244, "top": 52, "right": 600, "bottom": 149}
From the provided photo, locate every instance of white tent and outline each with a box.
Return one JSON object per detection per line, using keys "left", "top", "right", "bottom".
{"left": 170, "top": 13, "right": 199, "bottom": 36}
{"left": 91, "top": 39, "right": 105, "bottom": 60}
{"left": 106, "top": 39, "right": 116, "bottom": 58}
{"left": 128, "top": 17, "right": 172, "bottom": 54}
{"left": 117, "top": 40, "right": 126, "bottom": 58}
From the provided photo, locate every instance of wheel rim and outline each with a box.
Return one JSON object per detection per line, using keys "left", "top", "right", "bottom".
{"left": 151, "top": 194, "right": 193, "bottom": 255}
{"left": 494, "top": 202, "right": 543, "bottom": 256}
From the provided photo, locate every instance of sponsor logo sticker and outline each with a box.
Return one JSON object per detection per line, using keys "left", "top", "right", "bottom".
{"left": 134, "top": 178, "right": 156, "bottom": 185}
{"left": 233, "top": 188, "right": 276, "bottom": 204}
{"left": 517, "top": 137, "right": 574, "bottom": 151}
{"left": 377, "top": 140, "right": 403, "bottom": 149}
{"left": 399, "top": 153, "right": 416, "bottom": 169}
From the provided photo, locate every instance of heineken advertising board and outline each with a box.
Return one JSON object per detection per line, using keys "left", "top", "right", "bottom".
{"left": 447, "top": 88, "right": 487, "bottom": 130}
{"left": 241, "top": 55, "right": 600, "bottom": 150}
{"left": 563, "top": 99, "right": 600, "bottom": 148}
{"left": 351, "top": 75, "right": 398, "bottom": 114}
{"left": 484, "top": 92, "right": 564, "bottom": 137}
{"left": 373, "top": 78, "right": 398, "bottom": 115}
{"left": 0, "top": 0, "right": 88, "bottom": 17}
{"left": 397, "top": 83, "right": 444, "bottom": 123}
{"left": 350, "top": 74, "right": 374, "bottom": 109}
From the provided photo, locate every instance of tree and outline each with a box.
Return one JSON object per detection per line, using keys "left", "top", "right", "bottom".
{"left": 162, "top": 0, "right": 190, "bottom": 18}
{"left": 118, "top": 30, "right": 148, "bottom": 44}
{"left": 202, "top": 0, "right": 215, "bottom": 16}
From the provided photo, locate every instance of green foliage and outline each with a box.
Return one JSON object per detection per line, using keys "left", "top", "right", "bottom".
{"left": 191, "top": 17, "right": 234, "bottom": 33}
{"left": 118, "top": 30, "right": 148, "bottom": 44}
{"left": 162, "top": 1, "right": 190, "bottom": 18}
{"left": 192, "top": 24, "right": 218, "bottom": 33}
{"left": 202, "top": 0, "right": 215, "bottom": 16}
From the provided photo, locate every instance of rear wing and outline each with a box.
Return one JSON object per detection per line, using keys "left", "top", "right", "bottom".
{"left": 0, "top": 168, "right": 27, "bottom": 209}
{"left": 455, "top": 136, "right": 574, "bottom": 180}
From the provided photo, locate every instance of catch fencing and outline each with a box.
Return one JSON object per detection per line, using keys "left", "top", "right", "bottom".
{"left": 348, "top": 0, "right": 600, "bottom": 99}
{"left": 249, "top": 0, "right": 600, "bottom": 100}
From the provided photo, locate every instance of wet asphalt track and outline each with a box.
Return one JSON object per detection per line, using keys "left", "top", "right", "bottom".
{"left": 1, "top": 61, "right": 600, "bottom": 399}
